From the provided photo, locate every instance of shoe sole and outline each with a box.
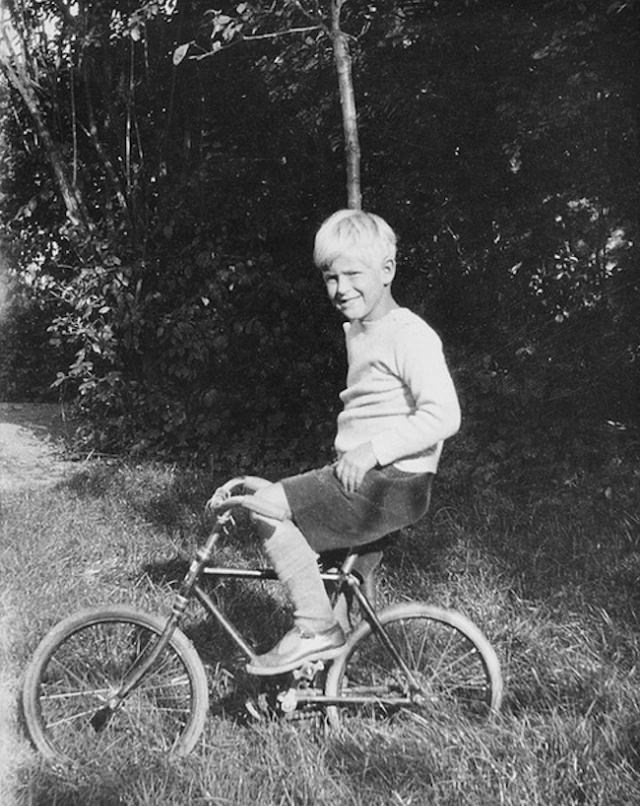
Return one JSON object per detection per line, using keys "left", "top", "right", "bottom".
{"left": 245, "top": 643, "right": 346, "bottom": 677}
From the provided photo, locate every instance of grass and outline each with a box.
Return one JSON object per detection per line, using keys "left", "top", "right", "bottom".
{"left": 1, "top": 459, "right": 639, "bottom": 805}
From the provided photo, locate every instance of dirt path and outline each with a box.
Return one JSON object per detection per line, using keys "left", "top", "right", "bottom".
{"left": 0, "top": 402, "right": 78, "bottom": 493}
{"left": 0, "top": 403, "right": 80, "bottom": 804}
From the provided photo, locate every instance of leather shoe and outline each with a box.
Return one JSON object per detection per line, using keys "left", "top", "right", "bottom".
{"left": 246, "top": 624, "right": 346, "bottom": 676}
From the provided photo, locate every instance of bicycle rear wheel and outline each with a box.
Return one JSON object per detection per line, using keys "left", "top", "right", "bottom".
{"left": 22, "top": 605, "right": 209, "bottom": 766}
{"left": 324, "top": 602, "right": 502, "bottom": 729}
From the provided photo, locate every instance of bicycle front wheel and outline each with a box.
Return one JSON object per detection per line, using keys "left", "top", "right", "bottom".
{"left": 324, "top": 602, "right": 502, "bottom": 729}
{"left": 22, "top": 605, "right": 209, "bottom": 766}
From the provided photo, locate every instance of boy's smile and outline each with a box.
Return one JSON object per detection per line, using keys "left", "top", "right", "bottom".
{"left": 322, "top": 253, "right": 397, "bottom": 322}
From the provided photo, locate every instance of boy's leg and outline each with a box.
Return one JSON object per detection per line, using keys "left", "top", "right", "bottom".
{"left": 247, "top": 482, "right": 345, "bottom": 675}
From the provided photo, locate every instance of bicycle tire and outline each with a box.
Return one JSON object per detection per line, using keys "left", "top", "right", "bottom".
{"left": 324, "top": 601, "right": 502, "bottom": 729}
{"left": 22, "top": 604, "right": 209, "bottom": 766}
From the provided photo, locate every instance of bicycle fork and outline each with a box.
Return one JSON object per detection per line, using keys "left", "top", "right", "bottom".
{"left": 338, "top": 556, "right": 425, "bottom": 697}
{"left": 89, "top": 615, "right": 181, "bottom": 732}
{"left": 349, "top": 580, "right": 424, "bottom": 696}
{"left": 90, "top": 523, "right": 226, "bottom": 732}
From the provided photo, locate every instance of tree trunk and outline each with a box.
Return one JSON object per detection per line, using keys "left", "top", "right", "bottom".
{"left": 331, "top": 0, "right": 362, "bottom": 210}
{"left": 0, "top": 35, "right": 91, "bottom": 234}
{"left": 82, "top": 71, "right": 130, "bottom": 227}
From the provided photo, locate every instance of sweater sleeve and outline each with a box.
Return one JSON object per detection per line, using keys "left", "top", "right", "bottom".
{"left": 369, "top": 323, "right": 461, "bottom": 467}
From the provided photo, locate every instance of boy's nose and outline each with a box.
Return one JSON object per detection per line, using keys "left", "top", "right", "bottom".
{"left": 336, "top": 275, "right": 351, "bottom": 295}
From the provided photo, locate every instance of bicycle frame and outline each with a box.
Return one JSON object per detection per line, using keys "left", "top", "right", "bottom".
{"left": 195, "top": 559, "right": 423, "bottom": 710}
{"left": 110, "top": 481, "right": 426, "bottom": 714}
{"left": 23, "top": 476, "right": 502, "bottom": 763}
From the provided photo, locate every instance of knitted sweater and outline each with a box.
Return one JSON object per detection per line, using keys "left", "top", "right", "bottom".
{"left": 334, "top": 307, "right": 461, "bottom": 474}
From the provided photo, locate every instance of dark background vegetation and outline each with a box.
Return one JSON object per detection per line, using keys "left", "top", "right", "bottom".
{"left": 0, "top": 0, "right": 638, "bottom": 489}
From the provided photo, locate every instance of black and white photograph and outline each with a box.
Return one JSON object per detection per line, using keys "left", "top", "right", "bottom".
{"left": 0, "top": 1, "right": 638, "bottom": 803}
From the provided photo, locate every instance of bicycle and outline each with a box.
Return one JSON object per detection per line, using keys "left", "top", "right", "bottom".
{"left": 22, "top": 475, "right": 503, "bottom": 767}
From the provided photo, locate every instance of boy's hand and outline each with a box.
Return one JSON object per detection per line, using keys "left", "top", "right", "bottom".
{"left": 335, "top": 442, "right": 377, "bottom": 493}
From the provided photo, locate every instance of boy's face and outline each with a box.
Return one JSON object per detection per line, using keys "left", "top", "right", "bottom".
{"left": 322, "top": 251, "right": 396, "bottom": 322}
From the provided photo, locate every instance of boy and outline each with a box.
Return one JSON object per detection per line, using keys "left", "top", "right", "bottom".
{"left": 246, "top": 209, "right": 461, "bottom": 675}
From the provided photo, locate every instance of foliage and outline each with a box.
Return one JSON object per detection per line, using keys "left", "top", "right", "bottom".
{"left": 0, "top": 271, "right": 64, "bottom": 400}
{"left": 0, "top": 0, "right": 637, "bottom": 479}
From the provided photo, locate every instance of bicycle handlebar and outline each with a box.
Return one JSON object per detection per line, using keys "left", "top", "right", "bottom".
{"left": 219, "top": 495, "right": 288, "bottom": 521}
{"left": 206, "top": 476, "right": 288, "bottom": 522}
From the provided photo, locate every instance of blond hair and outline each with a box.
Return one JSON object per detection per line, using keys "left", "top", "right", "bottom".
{"left": 313, "top": 210, "right": 397, "bottom": 270}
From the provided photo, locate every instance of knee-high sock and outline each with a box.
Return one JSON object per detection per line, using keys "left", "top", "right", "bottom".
{"left": 263, "top": 521, "right": 336, "bottom": 635}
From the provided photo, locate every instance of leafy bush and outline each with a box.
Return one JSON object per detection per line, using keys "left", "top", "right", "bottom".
{"left": 0, "top": 266, "right": 70, "bottom": 401}
{"left": 0, "top": 0, "right": 637, "bottom": 481}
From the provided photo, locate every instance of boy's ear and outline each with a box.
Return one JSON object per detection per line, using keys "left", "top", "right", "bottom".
{"left": 382, "top": 257, "right": 396, "bottom": 285}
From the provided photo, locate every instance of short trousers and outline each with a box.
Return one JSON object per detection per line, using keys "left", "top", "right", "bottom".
{"left": 280, "top": 464, "right": 434, "bottom": 553}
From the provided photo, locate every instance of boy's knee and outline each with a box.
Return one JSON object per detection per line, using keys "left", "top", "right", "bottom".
{"left": 250, "top": 482, "right": 291, "bottom": 539}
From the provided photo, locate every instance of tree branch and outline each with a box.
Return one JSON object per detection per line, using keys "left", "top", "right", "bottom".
{"left": 244, "top": 24, "right": 321, "bottom": 40}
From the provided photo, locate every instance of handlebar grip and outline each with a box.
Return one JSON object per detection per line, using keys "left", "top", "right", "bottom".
{"left": 207, "top": 477, "right": 285, "bottom": 521}
{"left": 215, "top": 494, "right": 288, "bottom": 522}
{"left": 207, "top": 476, "right": 271, "bottom": 508}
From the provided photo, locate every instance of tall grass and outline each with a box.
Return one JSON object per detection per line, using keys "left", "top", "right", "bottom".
{"left": 1, "top": 461, "right": 639, "bottom": 805}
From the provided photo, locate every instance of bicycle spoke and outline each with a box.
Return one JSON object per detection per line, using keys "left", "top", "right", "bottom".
{"left": 41, "top": 687, "right": 113, "bottom": 700}
{"left": 48, "top": 653, "right": 113, "bottom": 694}
{"left": 47, "top": 707, "right": 109, "bottom": 728}
{"left": 24, "top": 610, "right": 208, "bottom": 764}
{"left": 325, "top": 605, "right": 502, "bottom": 727}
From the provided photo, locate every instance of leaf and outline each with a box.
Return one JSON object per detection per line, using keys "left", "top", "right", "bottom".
{"left": 173, "top": 43, "right": 191, "bottom": 66}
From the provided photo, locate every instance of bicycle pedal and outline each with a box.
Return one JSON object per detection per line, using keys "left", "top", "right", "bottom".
{"left": 277, "top": 688, "right": 298, "bottom": 713}
{"left": 292, "top": 659, "right": 325, "bottom": 681}
{"left": 284, "top": 707, "right": 323, "bottom": 724}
